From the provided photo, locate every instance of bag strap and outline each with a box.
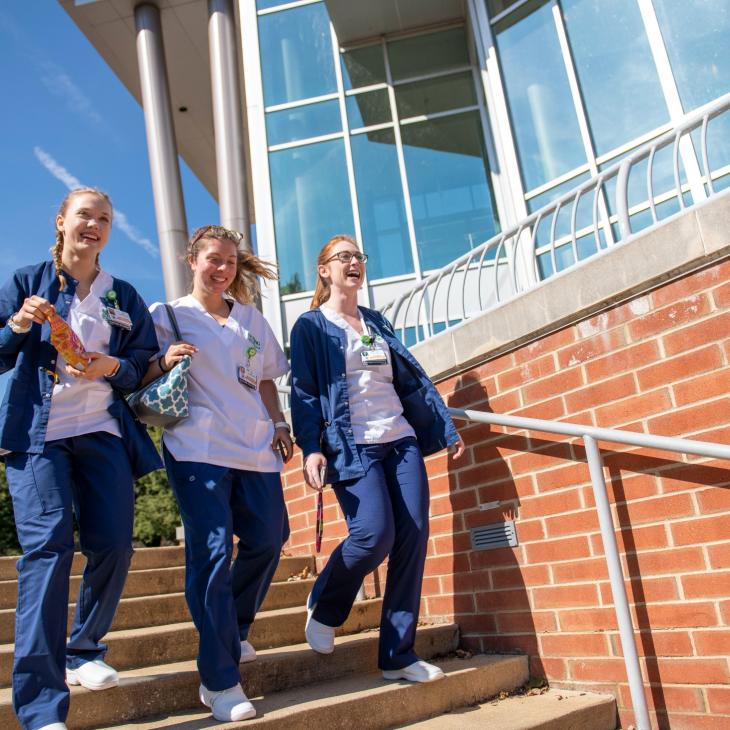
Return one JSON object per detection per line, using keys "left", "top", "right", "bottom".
{"left": 164, "top": 303, "right": 183, "bottom": 341}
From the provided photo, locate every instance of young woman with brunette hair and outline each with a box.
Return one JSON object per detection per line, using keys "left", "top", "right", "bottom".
{"left": 147, "top": 225, "right": 291, "bottom": 723}
{"left": 0, "top": 188, "right": 161, "bottom": 730}
{"left": 290, "top": 234, "right": 465, "bottom": 683}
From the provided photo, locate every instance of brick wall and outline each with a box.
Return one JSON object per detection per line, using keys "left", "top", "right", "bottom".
{"left": 281, "top": 257, "right": 730, "bottom": 729}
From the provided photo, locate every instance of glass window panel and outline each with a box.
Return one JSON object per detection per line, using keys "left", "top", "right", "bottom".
{"left": 269, "top": 140, "right": 354, "bottom": 293}
{"left": 256, "top": 0, "right": 288, "bottom": 10}
{"left": 388, "top": 27, "right": 470, "bottom": 82}
{"left": 266, "top": 100, "right": 341, "bottom": 146}
{"left": 487, "top": 0, "right": 524, "bottom": 16}
{"left": 496, "top": 2, "right": 586, "bottom": 190}
{"left": 395, "top": 72, "right": 477, "bottom": 119}
{"left": 561, "top": 0, "right": 668, "bottom": 157}
{"left": 341, "top": 45, "right": 386, "bottom": 90}
{"left": 258, "top": 3, "right": 336, "bottom": 107}
{"left": 400, "top": 112, "right": 499, "bottom": 271}
{"left": 350, "top": 129, "right": 413, "bottom": 280}
{"left": 653, "top": 0, "right": 730, "bottom": 111}
{"left": 346, "top": 91, "right": 392, "bottom": 128}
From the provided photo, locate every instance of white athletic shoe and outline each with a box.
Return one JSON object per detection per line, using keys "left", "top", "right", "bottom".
{"left": 305, "top": 593, "right": 335, "bottom": 654}
{"left": 199, "top": 683, "right": 256, "bottom": 722}
{"left": 382, "top": 660, "right": 445, "bottom": 683}
{"left": 66, "top": 659, "right": 119, "bottom": 690}
{"left": 240, "top": 639, "right": 257, "bottom": 664}
{"left": 37, "top": 724, "right": 68, "bottom": 730}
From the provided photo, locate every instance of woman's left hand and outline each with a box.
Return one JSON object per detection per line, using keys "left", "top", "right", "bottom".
{"left": 449, "top": 435, "right": 466, "bottom": 460}
{"left": 272, "top": 426, "right": 293, "bottom": 463}
{"left": 65, "top": 351, "right": 119, "bottom": 380}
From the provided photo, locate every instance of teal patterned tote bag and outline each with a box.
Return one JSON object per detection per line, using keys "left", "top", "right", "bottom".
{"left": 127, "top": 304, "right": 191, "bottom": 427}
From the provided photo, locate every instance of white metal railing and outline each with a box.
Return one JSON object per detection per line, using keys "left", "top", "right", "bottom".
{"left": 380, "top": 92, "right": 730, "bottom": 345}
{"left": 278, "top": 380, "right": 730, "bottom": 730}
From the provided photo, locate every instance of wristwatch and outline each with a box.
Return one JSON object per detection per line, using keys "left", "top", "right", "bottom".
{"left": 7, "top": 314, "right": 31, "bottom": 334}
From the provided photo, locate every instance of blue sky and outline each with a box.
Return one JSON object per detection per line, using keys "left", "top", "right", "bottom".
{"left": 0, "top": 0, "right": 218, "bottom": 307}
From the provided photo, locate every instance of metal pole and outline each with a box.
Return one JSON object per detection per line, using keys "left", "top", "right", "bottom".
{"left": 584, "top": 435, "right": 651, "bottom": 730}
{"left": 134, "top": 3, "right": 190, "bottom": 300}
{"left": 207, "top": 0, "right": 252, "bottom": 251}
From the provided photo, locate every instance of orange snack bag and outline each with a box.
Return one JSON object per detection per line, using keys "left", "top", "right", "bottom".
{"left": 47, "top": 309, "right": 90, "bottom": 371}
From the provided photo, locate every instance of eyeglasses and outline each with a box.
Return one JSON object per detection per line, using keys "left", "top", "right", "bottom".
{"left": 324, "top": 251, "right": 368, "bottom": 264}
{"left": 190, "top": 224, "right": 245, "bottom": 247}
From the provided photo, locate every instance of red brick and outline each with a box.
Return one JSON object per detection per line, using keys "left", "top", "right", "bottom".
{"left": 513, "top": 327, "right": 575, "bottom": 364}
{"left": 448, "top": 380, "right": 491, "bottom": 409}
{"left": 525, "top": 535, "right": 592, "bottom": 563}
{"left": 672, "top": 514, "right": 730, "bottom": 545}
{"left": 532, "top": 583, "right": 599, "bottom": 609}
{"left": 476, "top": 589, "right": 532, "bottom": 612}
{"left": 637, "top": 345, "right": 722, "bottom": 391}
{"left": 424, "top": 553, "right": 470, "bottom": 577}
{"left": 469, "top": 546, "right": 522, "bottom": 570}
{"left": 458, "top": 461, "right": 513, "bottom": 489}
{"left": 708, "top": 544, "right": 730, "bottom": 570}
{"left": 605, "top": 472, "right": 660, "bottom": 503}
{"left": 536, "top": 462, "right": 591, "bottom": 492}
{"left": 674, "top": 366, "right": 730, "bottom": 407}
{"left": 516, "top": 519, "right": 546, "bottom": 542}
{"left": 496, "top": 610, "right": 557, "bottom": 633}
{"left": 655, "top": 714, "right": 730, "bottom": 730}
{"left": 632, "top": 602, "right": 718, "bottom": 629}
{"left": 646, "top": 657, "right": 730, "bottom": 684}
{"left": 653, "top": 263, "right": 729, "bottom": 308}
{"left": 649, "top": 398, "right": 730, "bottom": 438}
{"left": 513, "top": 396, "right": 567, "bottom": 421}
{"left": 696, "top": 487, "right": 730, "bottom": 513}
{"left": 523, "top": 368, "right": 584, "bottom": 405}
{"left": 430, "top": 532, "right": 473, "bottom": 556}
{"left": 622, "top": 493, "right": 696, "bottom": 525}
{"left": 599, "top": 524, "right": 669, "bottom": 553}
{"left": 628, "top": 294, "right": 711, "bottom": 341}
{"left": 552, "top": 557, "right": 609, "bottom": 583}
{"left": 623, "top": 546, "right": 705, "bottom": 577}
{"left": 618, "top": 683, "right": 705, "bottom": 714}
{"left": 682, "top": 572, "right": 730, "bottom": 599}
{"left": 425, "top": 593, "right": 475, "bottom": 616}
{"left": 508, "top": 441, "right": 574, "bottom": 474}
{"left": 520, "top": 489, "right": 583, "bottom": 520}
{"left": 488, "top": 389, "right": 522, "bottom": 413}
{"left": 637, "top": 630, "right": 693, "bottom": 657}
{"left": 569, "top": 658, "right": 629, "bottom": 682}
{"left": 711, "top": 279, "right": 730, "bottom": 308}
{"left": 607, "top": 576, "right": 679, "bottom": 603}
{"left": 694, "top": 630, "right": 730, "bottom": 657}
{"left": 559, "top": 607, "right": 617, "bottom": 631}
{"left": 595, "top": 388, "right": 673, "bottom": 426}
{"left": 565, "top": 373, "right": 637, "bottom": 413}
{"left": 707, "top": 687, "right": 730, "bottom": 714}
{"left": 482, "top": 634, "right": 539, "bottom": 656}
{"left": 456, "top": 613, "right": 498, "bottom": 635}
{"left": 663, "top": 310, "right": 730, "bottom": 356}
{"left": 497, "top": 353, "right": 556, "bottom": 391}
{"left": 585, "top": 341, "right": 661, "bottom": 381}
{"left": 541, "top": 633, "right": 609, "bottom": 657}
{"left": 558, "top": 328, "right": 626, "bottom": 369}
{"left": 491, "top": 564, "right": 551, "bottom": 589}
{"left": 545, "top": 510, "right": 600, "bottom": 538}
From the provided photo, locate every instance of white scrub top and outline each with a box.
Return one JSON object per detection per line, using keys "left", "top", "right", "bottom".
{"left": 150, "top": 295, "right": 289, "bottom": 472}
{"left": 45, "top": 269, "right": 122, "bottom": 442}
{"left": 320, "top": 306, "right": 415, "bottom": 445}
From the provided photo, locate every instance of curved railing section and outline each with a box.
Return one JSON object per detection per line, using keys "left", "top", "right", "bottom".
{"left": 380, "top": 92, "right": 730, "bottom": 345}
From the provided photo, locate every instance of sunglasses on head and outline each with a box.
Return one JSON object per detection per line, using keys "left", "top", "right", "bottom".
{"left": 190, "top": 225, "right": 245, "bottom": 247}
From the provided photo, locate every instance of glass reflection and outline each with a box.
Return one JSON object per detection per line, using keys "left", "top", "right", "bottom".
{"left": 350, "top": 130, "right": 413, "bottom": 280}
{"left": 395, "top": 72, "right": 477, "bottom": 119}
{"left": 562, "top": 0, "right": 667, "bottom": 156}
{"left": 341, "top": 45, "right": 386, "bottom": 90}
{"left": 269, "top": 140, "right": 354, "bottom": 293}
{"left": 266, "top": 100, "right": 341, "bottom": 146}
{"left": 388, "top": 27, "right": 470, "bottom": 82}
{"left": 258, "top": 3, "right": 336, "bottom": 107}
{"left": 401, "top": 112, "right": 499, "bottom": 271}
{"left": 345, "top": 91, "right": 392, "bottom": 128}
{"left": 496, "top": 2, "right": 586, "bottom": 191}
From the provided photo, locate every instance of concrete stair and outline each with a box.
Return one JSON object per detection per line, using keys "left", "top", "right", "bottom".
{"left": 0, "top": 546, "right": 617, "bottom": 729}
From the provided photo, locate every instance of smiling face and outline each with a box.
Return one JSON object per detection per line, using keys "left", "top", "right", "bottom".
{"left": 317, "top": 238, "right": 365, "bottom": 297}
{"left": 56, "top": 192, "right": 113, "bottom": 259}
{"left": 189, "top": 236, "right": 238, "bottom": 297}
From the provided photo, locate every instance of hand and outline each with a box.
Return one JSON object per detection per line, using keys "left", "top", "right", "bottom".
{"left": 161, "top": 341, "right": 198, "bottom": 371}
{"left": 272, "top": 426, "right": 293, "bottom": 463}
{"left": 449, "top": 435, "right": 465, "bottom": 460}
{"left": 14, "top": 296, "right": 53, "bottom": 328}
{"left": 304, "top": 452, "right": 327, "bottom": 492}
{"left": 65, "top": 352, "right": 117, "bottom": 380}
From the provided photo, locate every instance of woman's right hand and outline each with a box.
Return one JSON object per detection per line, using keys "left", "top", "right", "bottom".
{"left": 13, "top": 296, "right": 53, "bottom": 328}
{"left": 304, "top": 452, "right": 327, "bottom": 492}
{"left": 160, "top": 341, "right": 198, "bottom": 370}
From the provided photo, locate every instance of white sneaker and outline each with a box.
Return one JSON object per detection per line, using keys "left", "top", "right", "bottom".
{"left": 38, "top": 724, "right": 68, "bottom": 730}
{"left": 199, "top": 683, "right": 256, "bottom": 722}
{"left": 305, "top": 593, "right": 335, "bottom": 654}
{"left": 382, "top": 660, "right": 445, "bottom": 683}
{"left": 66, "top": 659, "right": 119, "bottom": 690}
{"left": 239, "top": 639, "right": 257, "bottom": 664}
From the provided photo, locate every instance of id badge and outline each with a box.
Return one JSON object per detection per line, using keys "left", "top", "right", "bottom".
{"left": 102, "top": 306, "right": 132, "bottom": 330}
{"left": 237, "top": 364, "right": 258, "bottom": 389}
{"left": 361, "top": 348, "right": 388, "bottom": 366}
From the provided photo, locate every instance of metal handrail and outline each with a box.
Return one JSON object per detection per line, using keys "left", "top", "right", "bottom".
{"left": 278, "top": 382, "right": 730, "bottom": 730}
{"left": 381, "top": 91, "right": 730, "bottom": 345}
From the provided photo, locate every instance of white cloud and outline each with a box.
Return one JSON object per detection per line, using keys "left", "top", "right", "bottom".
{"left": 39, "top": 64, "right": 105, "bottom": 128}
{"left": 33, "top": 146, "right": 159, "bottom": 258}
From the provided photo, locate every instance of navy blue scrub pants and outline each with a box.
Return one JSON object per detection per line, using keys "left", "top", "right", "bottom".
{"left": 164, "top": 447, "right": 290, "bottom": 692}
{"left": 309, "top": 436, "right": 429, "bottom": 671}
{"left": 4, "top": 432, "right": 134, "bottom": 730}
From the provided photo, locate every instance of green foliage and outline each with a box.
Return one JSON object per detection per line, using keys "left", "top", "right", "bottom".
{"left": 0, "top": 427, "right": 180, "bottom": 554}
{"left": 280, "top": 272, "right": 304, "bottom": 296}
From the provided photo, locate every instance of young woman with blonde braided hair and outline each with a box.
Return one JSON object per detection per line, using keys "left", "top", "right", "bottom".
{"left": 146, "top": 225, "right": 291, "bottom": 723}
{"left": 0, "top": 188, "right": 161, "bottom": 730}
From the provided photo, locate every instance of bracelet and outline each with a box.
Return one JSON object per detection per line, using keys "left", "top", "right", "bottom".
{"left": 158, "top": 355, "right": 170, "bottom": 373}
{"left": 274, "top": 421, "right": 291, "bottom": 431}
{"left": 105, "top": 359, "right": 121, "bottom": 379}
{"left": 8, "top": 314, "right": 31, "bottom": 335}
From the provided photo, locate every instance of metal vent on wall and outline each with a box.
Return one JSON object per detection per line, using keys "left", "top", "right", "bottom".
{"left": 470, "top": 521, "right": 518, "bottom": 551}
